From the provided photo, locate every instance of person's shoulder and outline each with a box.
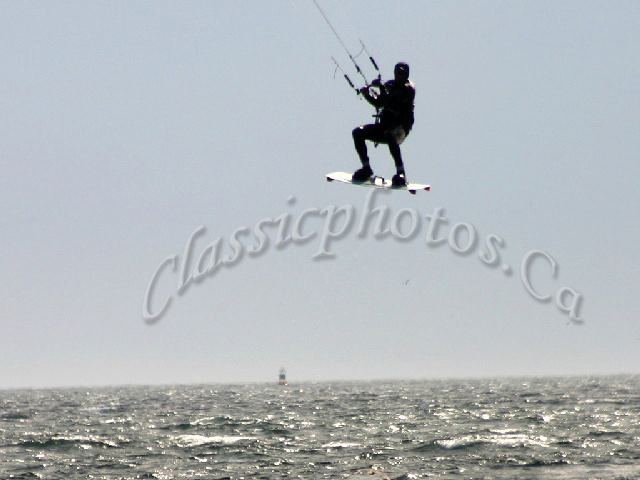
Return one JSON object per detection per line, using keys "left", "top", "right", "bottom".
{"left": 404, "top": 80, "right": 415, "bottom": 99}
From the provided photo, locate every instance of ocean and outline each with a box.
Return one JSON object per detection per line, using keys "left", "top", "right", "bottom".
{"left": 1, "top": 376, "right": 639, "bottom": 479}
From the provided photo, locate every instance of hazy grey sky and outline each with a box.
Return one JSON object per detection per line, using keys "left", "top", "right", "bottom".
{"left": 1, "top": 1, "right": 639, "bottom": 388}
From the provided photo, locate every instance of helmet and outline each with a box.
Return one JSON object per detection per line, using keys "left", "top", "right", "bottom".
{"left": 394, "top": 62, "right": 410, "bottom": 78}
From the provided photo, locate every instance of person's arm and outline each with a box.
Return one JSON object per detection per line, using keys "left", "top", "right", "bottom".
{"left": 359, "top": 82, "right": 385, "bottom": 108}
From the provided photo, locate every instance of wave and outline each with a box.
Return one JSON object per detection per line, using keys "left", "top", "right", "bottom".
{"left": 587, "top": 430, "right": 629, "bottom": 438}
{"left": 413, "top": 433, "right": 551, "bottom": 452}
{"left": 11, "top": 435, "right": 119, "bottom": 450}
{"left": 322, "top": 441, "right": 361, "bottom": 449}
{"left": 157, "top": 422, "right": 194, "bottom": 431}
{"left": 172, "top": 434, "right": 256, "bottom": 448}
{"left": 0, "top": 474, "right": 42, "bottom": 480}
{"left": 492, "top": 458, "right": 572, "bottom": 468}
{"left": 157, "top": 415, "right": 239, "bottom": 431}
{"left": 412, "top": 438, "right": 484, "bottom": 452}
{"left": 0, "top": 412, "right": 32, "bottom": 420}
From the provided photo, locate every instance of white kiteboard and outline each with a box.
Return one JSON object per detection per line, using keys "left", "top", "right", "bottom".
{"left": 326, "top": 171, "right": 431, "bottom": 195}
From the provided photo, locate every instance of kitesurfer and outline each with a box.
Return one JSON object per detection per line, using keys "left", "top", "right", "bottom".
{"left": 352, "top": 62, "right": 415, "bottom": 186}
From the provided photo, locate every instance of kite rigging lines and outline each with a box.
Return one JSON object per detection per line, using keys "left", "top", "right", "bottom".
{"left": 311, "top": 0, "right": 381, "bottom": 94}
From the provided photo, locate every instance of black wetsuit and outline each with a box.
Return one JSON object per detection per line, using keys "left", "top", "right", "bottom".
{"left": 352, "top": 79, "right": 415, "bottom": 172}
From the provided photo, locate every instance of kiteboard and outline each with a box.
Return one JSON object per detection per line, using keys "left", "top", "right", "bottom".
{"left": 326, "top": 171, "right": 431, "bottom": 195}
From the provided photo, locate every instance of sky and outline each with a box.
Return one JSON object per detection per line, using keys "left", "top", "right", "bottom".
{"left": 1, "top": 0, "right": 639, "bottom": 388}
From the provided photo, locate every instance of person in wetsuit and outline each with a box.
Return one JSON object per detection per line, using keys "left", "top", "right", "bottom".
{"left": 351, "top": 62, "right": 415, "bottom": 186}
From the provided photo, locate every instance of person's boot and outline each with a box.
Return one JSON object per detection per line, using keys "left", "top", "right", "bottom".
{"left": 392, "top": 172, "right": 407, "bottom": 187}
{"left": 352, "top": 165, "right": 373, "bottom": 183}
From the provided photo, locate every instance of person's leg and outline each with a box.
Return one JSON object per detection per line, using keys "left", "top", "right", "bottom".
{"left": 352, "top": 124, "right": 386, "bottom": 166}
{"left": 387, "top": 140, "right": 404, "bottom": 174}
{"left": 384, "top": 127, "right": 408, "bottom": 186}
{"left": 351, "top": 124, "right": 386, "bottom": 181}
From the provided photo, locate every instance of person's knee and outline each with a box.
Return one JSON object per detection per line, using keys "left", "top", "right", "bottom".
{"left": 352, "top": 126, "right": 363, "bottom": 140}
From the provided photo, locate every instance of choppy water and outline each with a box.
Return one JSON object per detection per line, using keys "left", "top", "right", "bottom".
{"left": 1, "top": 376, "right": 640, "bottom": 479}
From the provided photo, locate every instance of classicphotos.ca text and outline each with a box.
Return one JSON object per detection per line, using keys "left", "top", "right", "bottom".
{"left": 142, "top": 190, "right": 584, "bottom": 325}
